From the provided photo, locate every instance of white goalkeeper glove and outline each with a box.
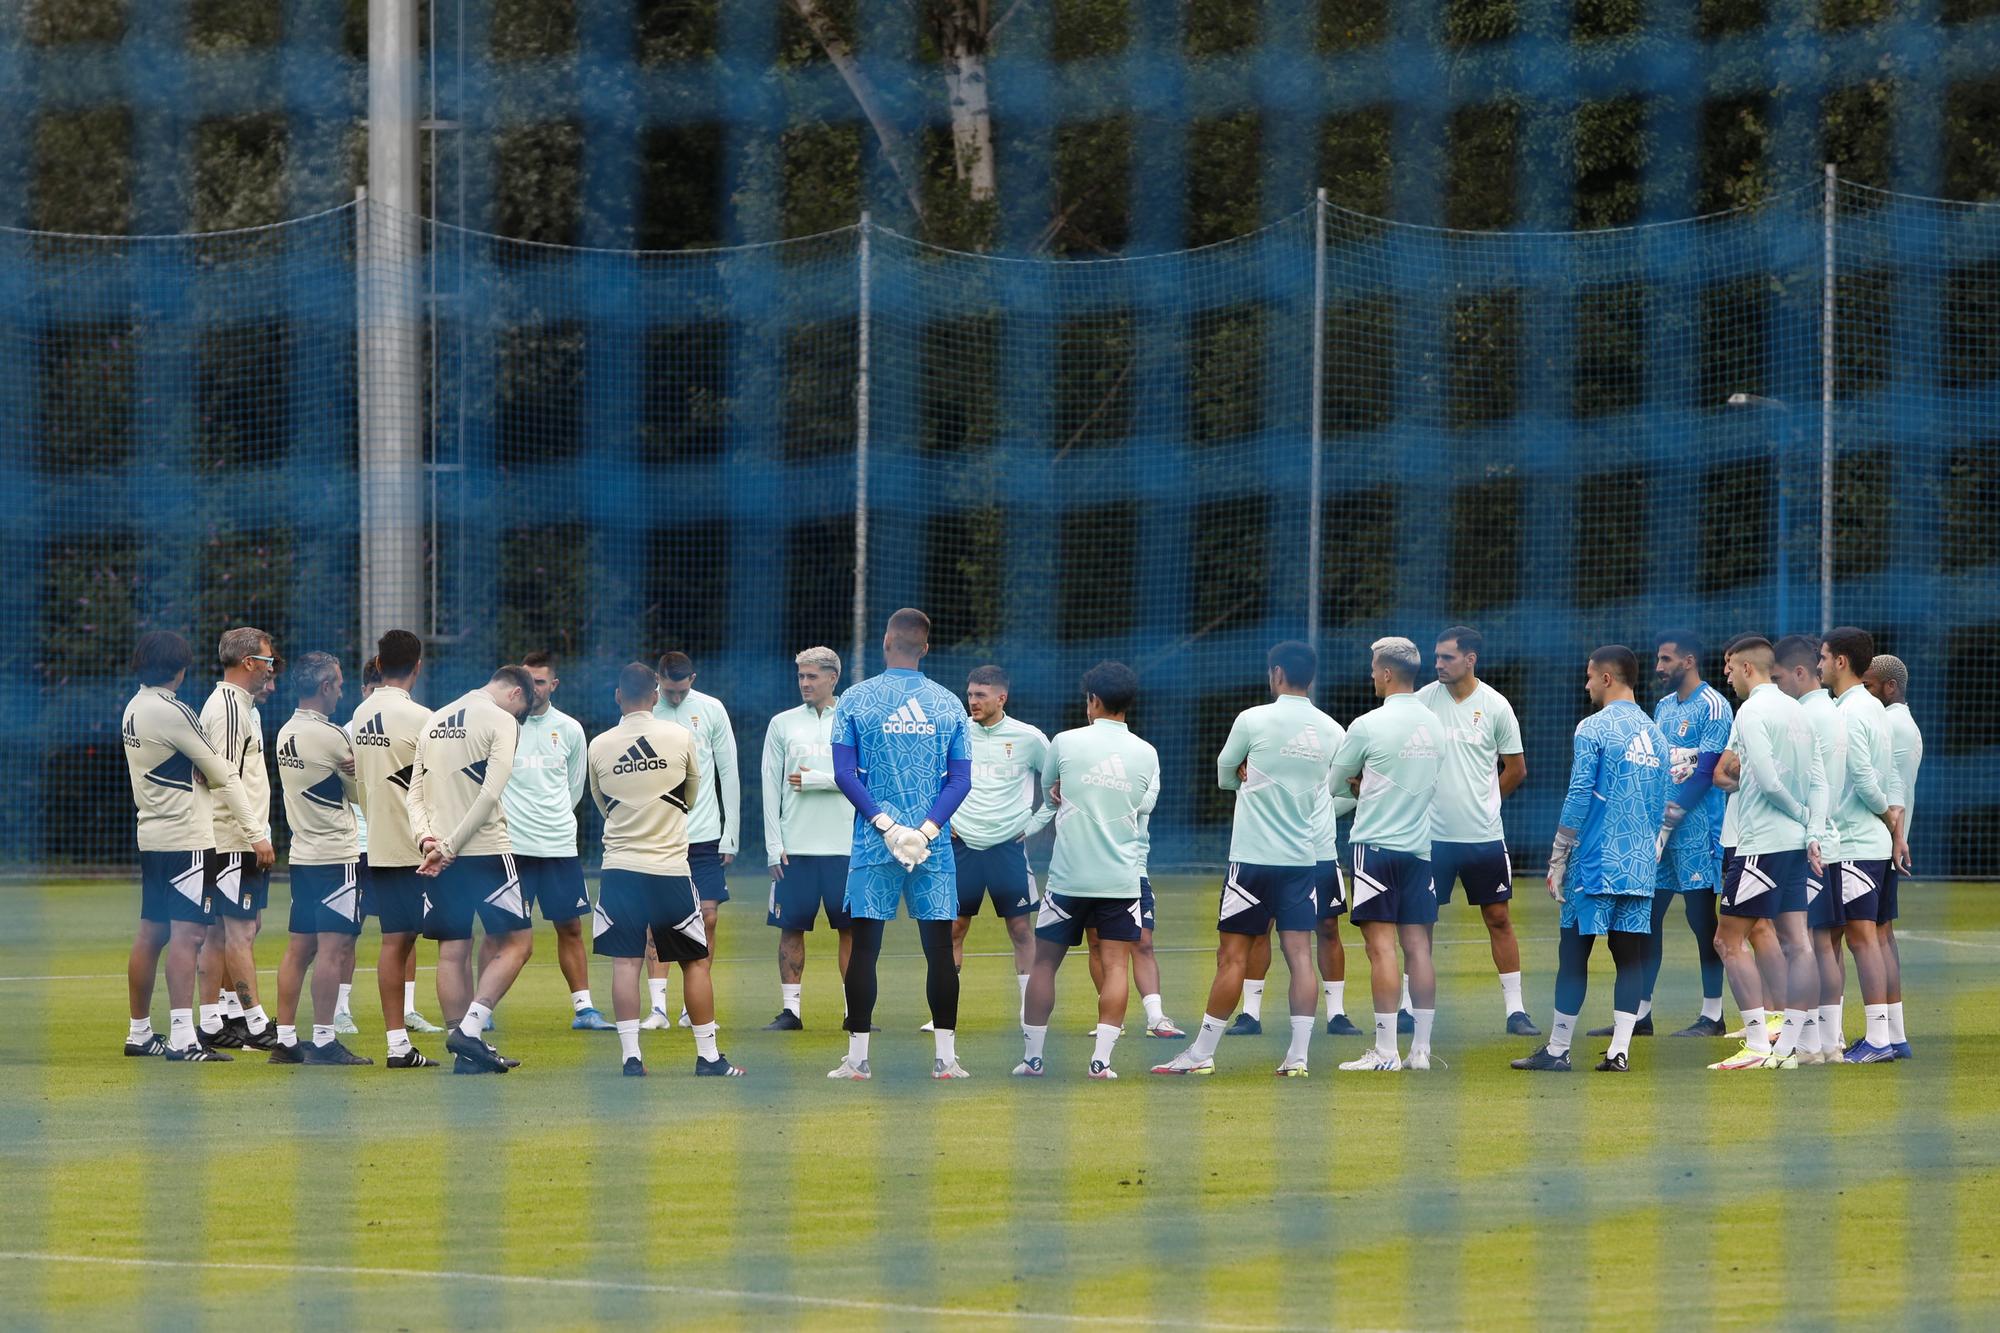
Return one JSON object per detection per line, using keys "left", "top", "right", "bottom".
{"left": 872, "top": 815, "right": 937, "bottom": 870}
{"left": 1656, "top": 802, "right": 1687, "bottom": 859}
{"left": 1668, "top": 746, "right": 1698, "bottom": 785}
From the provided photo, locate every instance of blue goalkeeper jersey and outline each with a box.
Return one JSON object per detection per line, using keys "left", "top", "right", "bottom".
{"left": 1653, "top": 681, "right": 1732, "bottom": 850}
{"left": 1560, "top": 699, "right": 1670, "bottom": 896}
{"left": 830, "top": 668, "right": 972, "bottom": 869}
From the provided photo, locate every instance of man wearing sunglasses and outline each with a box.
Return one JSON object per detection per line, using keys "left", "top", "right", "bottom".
{"left": 195, "top": 627, "right": 280, "bottom": 1050}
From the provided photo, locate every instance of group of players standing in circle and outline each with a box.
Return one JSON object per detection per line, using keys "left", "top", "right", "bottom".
{"left": 116, "top": 606, "right": 1922, "bottom": 1079}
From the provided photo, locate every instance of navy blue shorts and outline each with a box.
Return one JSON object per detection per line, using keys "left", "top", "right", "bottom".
{"left": 1431, "top": 839, "right": 1513, "bottom": 906}
{"left": 517, "top": 854, "right": 589, "bottom": 923}
{"left": 689, "top": 841, "right": 730, "bottom": 904}
{"left": 140, "top": 849, "right": 214, "bottom": 925}
{"left": 1878, "top": 865, "right": 1900, "bottom": 923}
{"left": 1835, "top": 859, "right": 1891, "bottom": 925}
{"left": 1315, "top": 858, "right": 1347, "bottom": 920}
{"left": 206, "top": 851, "right": 268, "bottom": 921}
{"left": 422, "top": 853, "right": 532, "bottom": 942}
{"left": 1217, "top": 862, "right": 1318, "bottom": 935}
{"left": 952, "top": 838, "right": 1037, "bottom": 919}
{"left": 287, "top": 862, "right": 364, "bottom": 937}
{"left": 767, "top": 854, "right": 852, "bottom": 931}
{"left": 1805, "top": 859, "right": 1843, "bottom": 929}
{"left": 1037, "top": 892, "right": 1143, "bottom": 947}
{"left": 1140, "top": 876, "right": 1156, "bottom": 931}
{"left": 1720, "top": 848, "right": 1804, "bottom": 920}
{"left": 368, "top": 863, "right": 427, "bottom": 934}
{"left": 594, "top": 869, "right": 707, "bottom": 962}
{"left": 1348, "top": 845, "right": 1439, "bottom": 927}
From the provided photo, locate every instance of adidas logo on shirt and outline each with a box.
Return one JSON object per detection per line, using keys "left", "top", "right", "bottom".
{"left": 1622, "top": 731, "right": 1661, "bottom": 769}
{"left": 1400, "top": 725, "right": 1440, "bottom": 759}
{"left": 355, "top": 714, "right": 392, "bottom": 747}
{"left": 883, "top": 698, "right": 937, "bottom": 735}
{"left": 1081, "top": 753, "right": 1132, "bottom": 791}
{"left": 123, "top": 715, "right": 140, "bottom": 750}
{"left": 430, "top": 709, "right": 467, "bottom": 741}
{"left": 276, "top": 735, "right": 305, "bottom": 770}
{"left": 612, "top": 737, "right": 672, "bottom": 774}
{"left": 1279, "top": 727, "right": 1324, "bottom": 760}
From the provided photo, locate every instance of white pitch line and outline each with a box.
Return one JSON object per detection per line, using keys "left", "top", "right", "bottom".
{"left": 0, "top": 1250, "right": 1325, "bottom": 1331}
{"left": 1893, "top": 930, "right": 2000, "bottom": 952}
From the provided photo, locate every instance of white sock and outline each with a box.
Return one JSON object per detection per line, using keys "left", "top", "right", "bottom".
{"left": 1865, "top": 1003, "right": 1890, "bottom": 1047}
{"left": 617, "top": 1019, "right": 640, "bottom": 1062}
{"left": 128, "top": 1017, "right": 153, "bottom": 1042}
{"left": 1286, "top": 1015, "right": 1313, "bottom": 1066}
{"left": 1241, "top": 980, "right": 1265, "bottom": 1021}
{"left": 1017, "top": 972, "right": 1030, "bottom": 1007}
{"left": 1323, "top": 980, "right": 1346, "bottom": 1019}
{"left": 846, "top": 1031, "right": 870, "bottom": 1065}
{"left": 1635, "top": 997, "right": 1653, "bottom": 1022}
{"left": 1886, "top": 1001, "right": 1906, "bottom": 1044}
{"left": 782, "top": 983, "right": 802, "bottom": 1017}
{"left": 1548, "top": 1010, "right": 1578, "bottom": 1057}
{"left": 1608, "top": 1010, "right": 1638, "bottom": 1059}
{"left": 1498, "top": 971, "right": 1523, "bottom": 1017}
{"left": 1820, "top": 1002, "right": 1844, "bottom": 1049}
{"left": 276, "top": 1024, "right": 298, "bottom": 1048}
{"left": 1373, "top": 1011, "right": 1396, "bottom": 1059}
{"left": 387, "top": 1027, "right": 412, "bottom": 1057}
{"left": 1774, "top": 1008, "right": 1804, "bottom": 1057}
{"left": 649, "top": 978, "right": 669, "bottom": 1012}
{"left": 1399, "top": 973, "right": 1413, "bottom": 1012}
{"left": 337, "top": 983, "right": 353, "bottom": 1013}
{"left": 1092, "top": 1023, "right": 1120, "bottom": 1068}
{"left": 403, "top": 980, "right": 418, "bottom": 1013}
{"left": 312, "top": 1024, "right": 335, "bottom": 1047}
{"left": 1700, "top": 995, "right": 1724, "bottom": 1022}
{"left": 199, "top": 1003, "right": 222, "bottom": 1034}
{"left": 1191, "top": 1012, "right": 1227, "bottom": 1062}
{"left": 1411, "top": 1007, "right": 1435, "bottom": 1056}
{"left": 1798, "top": 1009, "right": 1820, "bottom": 1054}
{"left": 933, "top": 1027, "right": 956, "bottom": 1064}
{"left": 1023, "top": 1023, "right": 1048, "bottom": 1063}
{"left": 220, "top": 990, "right": 245, "bottom": 1019}
{"left": 169, "top": 1008, "right": 196, "bottom": 1049}
{"left": 1743, "top": 1006, "right": 1770, "bottom": 1053}
{"left": 693, "top": 1020, "right": 720, "bottom": 1062}
{"left": 1142, "top": 993, "right": 1165, "bottom": 1026}
{"left": 245, "top": 1004, "right": 269, "bottom": 1034}
{"left": 571, "top": 989, "right": 593, "bottom": 1014}
{"left": 460, "top": 1001, "right": 492, "bottom": 1040}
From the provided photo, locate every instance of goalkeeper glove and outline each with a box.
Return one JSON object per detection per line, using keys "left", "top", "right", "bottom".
{"left": 872, "top": 815, "right": 936, "bottom": 870}
{"left": 1656, "top": 802, "right": 1686, "bottom": 859}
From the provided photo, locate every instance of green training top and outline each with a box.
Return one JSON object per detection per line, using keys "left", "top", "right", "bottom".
{"left": 1041, "top": 718, "right": 1159, "bottom": 897}
{"left": 1216, "top": 694, "right": 1344, "bottom": 868}
{"left": 1727, "top": 682, "right": 1828, "bottom": 856}
{"left": 1328, "top": 693, "right": 1442, "bottom": 857}
{"left": 955, "top": 713, "right": 1050, "bottom": 850}
{"left": 760, "top": 700, "right": 852, "bottom": 861}
{"left": 1829, "top": 684, "right": 1898, "bottom": 861}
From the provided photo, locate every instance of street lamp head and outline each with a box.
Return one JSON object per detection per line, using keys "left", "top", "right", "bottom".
{"left": 1726, "top": 391, "right": 1789, "bottom": 411}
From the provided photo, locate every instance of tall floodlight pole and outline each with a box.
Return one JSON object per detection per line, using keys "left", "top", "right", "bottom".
{"left": 1727, "top": 392, "right": 1796, "bottom": 632}
{"left": 361, "top": 0, "right": 425, "bottom": 654}
{"left": 853, "top": 213, "right": 873, "bottom": 683}
{"left": 1821, "top": 163, "right": 1837, "bottom": 636}
{"left": 1306, "top": 188, "right": 1328, "bottom": 666}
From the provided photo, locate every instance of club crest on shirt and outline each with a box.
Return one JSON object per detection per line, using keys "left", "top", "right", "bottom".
{"left": 1472, "top": 710, "right": 1482, "bottom": 725}
{"left": 1004, "top": 742, "right": 1013, "bottom": 758}
{"left": 1678, "top": 720, "right": 1690, "bottom": 736}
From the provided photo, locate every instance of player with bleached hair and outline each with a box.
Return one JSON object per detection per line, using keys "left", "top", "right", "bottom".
{"left": 761, "top": 645, "right": 855, "bottom": 1030}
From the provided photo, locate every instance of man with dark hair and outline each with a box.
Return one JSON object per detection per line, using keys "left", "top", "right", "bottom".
{"left": 1416, "top": 625, "right": 1533, "bottom": 1035}
{"left": 825, "top": 608, "right": 976, "bottom": 1080}
{"left": 267, "top": 653, "right": 372, "bottom": 1066}
{"left": 351, "top": 630, "right": 443, "bottom": 1059}
{"left": 1512, "top": 647, "right": 1668, "bottom": 1072}
{"left": 646, "top": 649, "right": 741, "bottom": 1030}
{"left": 1156, "top": 641, "right": 1344, "bottom": 1077}
{"left": 938, "top": 662, "right": 1051, "bottom": 1028}
{"left": 1863, "top": 653, "right": 1921, "bottom": 1058}
{"left": 331, "top": 655, "right": 386, "bottom": 1035}
{"left": 761, "top": 646, "right": 854, "bottom": 1029}
{"left": 195, "top": 626, "right": 281, "bottom": 1050}
{"left": 1767, "top": 633, "right": 1854, "bottom": 1066}
{"left": 1016, "top": 662, "right": 1158, "bottom": 1079}
{"left": 408, "top": 664, "right": 535, "bottom": 1073}
{"left": 1708, "top": 637, "right": 1827, "bottom": 1071}
{"left": 1621, "top": 629, "right": 1734, "bottom": 1040}
{"left": 1324, "top": 638, "right": 1442, "bottom": 1072}
{"left": 120, "top": 629, "right": 266, "bottom": 1060}
{"left": 590, "top": 663, "right": 742, "bottom": 1076}
{"left": 1821, "top": 628, "right": 1906, "bottom": 1062}
{"left": 499, "top": 651, "right": 605, "bottom": 1030}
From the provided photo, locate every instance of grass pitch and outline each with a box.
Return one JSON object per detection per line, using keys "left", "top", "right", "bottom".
{"left": 1, "top": 874, "right": 1996, "bottom": 1330}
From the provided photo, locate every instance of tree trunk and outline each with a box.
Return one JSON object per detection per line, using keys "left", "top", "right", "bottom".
{"left": 787, "top": 0, "right": 927, "bottom": 224}
{"left": 937, "top": 6, "right": 996, "bottom": 203}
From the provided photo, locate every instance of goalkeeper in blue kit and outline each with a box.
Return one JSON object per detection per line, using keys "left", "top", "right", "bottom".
{"left": 1513, "top": 647, "right": 1670, "bottom": 1073}
{"left": 826, "top": 609, "right": 976, "bottom": 1081}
